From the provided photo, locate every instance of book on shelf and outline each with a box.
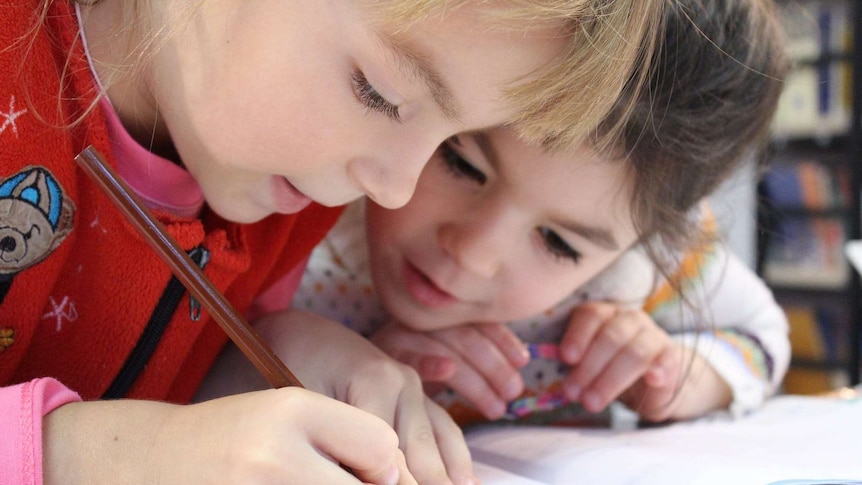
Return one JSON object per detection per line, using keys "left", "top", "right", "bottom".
{"left": 762, "top": 216, "right": 848, "bottom": 288}
{"left": 772, "top": 0, "right": 852, "bottom": 140}
{"left": 762, "top": 159, "right": 850, "bottom": 210}
{"left": 782, "top": 304, "right": 848, "bottom": 394}
{"left": 780, "top": 0, "right": 851, "bottom": 61}
{"left": 760, "top": 159, "right": 851, "bottom": 288}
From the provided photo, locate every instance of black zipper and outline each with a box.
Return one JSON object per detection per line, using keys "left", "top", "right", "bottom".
{"left": 0, "top": 274, "right": 13, "bottom": 305}
{"left": 102, "top": 246, "right": 210, "bottom": 399}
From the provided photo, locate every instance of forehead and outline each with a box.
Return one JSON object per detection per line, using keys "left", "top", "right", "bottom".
{"left": 487, "top": 128, "right": 638, "bottom": 242}
{"left": 375, "top": 4, "right": 569, "bottom": 130}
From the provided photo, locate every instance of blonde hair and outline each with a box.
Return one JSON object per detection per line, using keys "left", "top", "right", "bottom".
{"left": 36, "top": 0, "right": 664, "bottom": 148}
{"left": 377, "top": 0, "right": 667, "bottom": 151}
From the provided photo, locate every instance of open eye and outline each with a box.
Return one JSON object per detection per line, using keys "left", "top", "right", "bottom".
{"left": 538, "top": 227, "right": 581, "bottom": 263}
{"left": 440, "top": 141, "right": 487, "bottom": 184}
{"left": 352, "top": 70, "right": 400, "bottom": 122}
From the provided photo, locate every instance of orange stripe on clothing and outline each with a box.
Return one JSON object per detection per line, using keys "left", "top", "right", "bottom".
{"left": 643, "top": 206, "right": 717, "bottom": 314}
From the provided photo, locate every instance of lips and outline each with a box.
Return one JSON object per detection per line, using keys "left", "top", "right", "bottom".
{"left": 272, "top": 176, "right": 312, "bottom": 214}
{"left": 402, "top": 260, "right": 460, "bottom": 308}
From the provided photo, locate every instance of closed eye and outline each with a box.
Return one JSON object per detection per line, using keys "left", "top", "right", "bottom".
{"left": 352, "top": 70, "right": 401, "bottom": 122}
{"left": 538, "top": 227, "right": 581, "bottom": 263}
{"left": 440, "top": 141, "right": 487, "bottom": 184}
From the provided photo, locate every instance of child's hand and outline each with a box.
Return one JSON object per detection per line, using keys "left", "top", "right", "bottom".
{"left": 559, "top": 301, "right": 734, "bottom": 421}
{"left": 371, "top": 320, "right": 530, "bottom": 420}
{"left": 43, "top": 388, "right": 412, "bottom": 485}
{"left": 559, "top": 301, "right": 685, "bottom": 420}
{"left": 250, "top": 310, "right": 476, "bottom": 485}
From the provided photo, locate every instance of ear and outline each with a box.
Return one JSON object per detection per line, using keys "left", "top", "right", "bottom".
{"left": 49, "top": 194, "right": 76, "bottom": 249}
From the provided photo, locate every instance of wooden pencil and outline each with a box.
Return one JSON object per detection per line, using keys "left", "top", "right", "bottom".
{"left": 75, "top": 145, "right": 303, "bottom": 389}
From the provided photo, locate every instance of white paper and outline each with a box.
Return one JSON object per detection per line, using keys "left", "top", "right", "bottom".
{"left": 467, "top": 394, "right": 862, "bottom": 485}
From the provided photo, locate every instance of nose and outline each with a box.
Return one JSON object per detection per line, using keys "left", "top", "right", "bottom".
{"left": 0, "top": 236, "right": 16, "bottom": 253}
{"left": 349, "top": 145, "right": 431, "bottom": 209}
{"left": 437, "top": 213, "right": 506, "bottom": 279}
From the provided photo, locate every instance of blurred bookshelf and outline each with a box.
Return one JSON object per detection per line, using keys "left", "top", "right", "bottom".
{"left": 757, "top": 0, "right": 862, "bottom": 392}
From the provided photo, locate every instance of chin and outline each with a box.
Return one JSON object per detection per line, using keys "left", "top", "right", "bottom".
{"left": 391, "top": 308, "right": 460, "bottom": 332}
{"left": 209, "top": 202, "right": 268, "bottom": 224}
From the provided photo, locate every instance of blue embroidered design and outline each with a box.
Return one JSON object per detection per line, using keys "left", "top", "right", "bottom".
{"left": 0, "top": 166, "right": 75, "bottom": 303}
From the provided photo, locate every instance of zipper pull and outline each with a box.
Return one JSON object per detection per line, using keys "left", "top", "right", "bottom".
{"left": 188, "top": 246, "right": 211, "bottom": 321}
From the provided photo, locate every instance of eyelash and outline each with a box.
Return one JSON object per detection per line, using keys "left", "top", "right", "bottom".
{"left": 440, "top": 141, "right": 487, "bottom": 184}
{"left": 440, "top": 141, "right": 581, "bottom": 264}
{"left": 352, "top": 70, "right": 401, "bottom": 122}
{"left": 538, "top": 228, "right": 582, "bottom": 264}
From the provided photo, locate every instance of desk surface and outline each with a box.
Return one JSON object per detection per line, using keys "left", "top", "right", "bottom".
{"left": 468, "top": 392, "right": 862, "bottom": 485}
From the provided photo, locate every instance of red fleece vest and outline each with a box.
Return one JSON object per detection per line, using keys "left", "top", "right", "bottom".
{"left": 0, "top": 0, "right": 342, "bottom": 403}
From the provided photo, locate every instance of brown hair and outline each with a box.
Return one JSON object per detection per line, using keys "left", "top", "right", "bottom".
{"left": 599, "top": 0, "right": 786, "bottom": 269}
{"left": 584, "top": 0, "right": 786, "bottom": 411}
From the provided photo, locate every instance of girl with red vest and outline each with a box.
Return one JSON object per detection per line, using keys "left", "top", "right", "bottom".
{"left": 0, "top": 0, "right": 663, "bottom": 483}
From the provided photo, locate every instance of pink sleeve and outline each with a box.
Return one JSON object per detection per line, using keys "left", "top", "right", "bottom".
{"left": 246, "top": 256, "right": 310, "bottom": 322}
{"left": 0, "top": 378, "right": 82, "bottom": 485}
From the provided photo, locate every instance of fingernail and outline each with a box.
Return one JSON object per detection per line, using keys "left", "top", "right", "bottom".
{"left": 562, "top": 345, "right": 579, "bottom": 363}
{"left": 648, "top": 367, "right": 665, "bottom": 385}
{"left": 565, "top": 383, "right": 581, "bottom": 401}
{"left": 457, "top": 476, "right": 478, "bottom": 485}
{"left": 382, "top": 464, "right": 399, "bottom": 485}
{"left": 487, "top": 399, "right": 506, "bottom": 419}
{"left": 582, "top": 391, "right": 603, "bottom": 412}
{"left": 504, "top": 377, "right": 524, "bottom": 400}
{"left": 517, "top": 345, "right": 530, "bottom": 365}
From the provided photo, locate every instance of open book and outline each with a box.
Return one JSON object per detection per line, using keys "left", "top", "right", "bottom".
{"left": 467, "top": 392, "right": 862, "bottom": 485}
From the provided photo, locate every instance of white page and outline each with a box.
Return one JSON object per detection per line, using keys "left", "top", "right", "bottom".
{"left": 471, "top": 462, "right": 548, "bottom": 485}
{"left": 467, "top": 394, "right": 862, "bottom": 485}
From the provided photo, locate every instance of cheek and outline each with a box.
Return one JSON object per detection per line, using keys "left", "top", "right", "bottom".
{"left": 223, "top": 69, "right": 352, "bottom": 168}
{"left": 366, "top": 207, "right": 406, "bottom": 252}
{"left": 492, "top": 270, "right": 584, "bottom": 322}
{"left": 370, "top": 188, "right": 446, "bottom": 240}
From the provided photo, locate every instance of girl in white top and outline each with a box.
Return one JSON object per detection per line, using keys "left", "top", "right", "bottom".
{"left": 291, "top": 0, "right": 790, "bottom": 426}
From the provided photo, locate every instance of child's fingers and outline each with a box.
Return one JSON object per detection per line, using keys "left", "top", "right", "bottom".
{"left": 347, "top": 365, "right": 455, "bottom": 484}
{"left": 578, "top": 326, "right": 667, "bottom": 412}
{"left": 371, "top": 324, "right": 458, "bottom": 382}
{"left": 619, "top": 346, "right": 686, "bottom": 421}
{"left": 627, "top": 378, "right": 679, "bottom": 422}
{"left": 378, "top": 322, "right": 522, "bottom": 407}
{"left": 392, "top": 383, "right": 457, "bottom": 485}
{"left": 299, "top": 392, "right": 413, "bottom": 485}
{"left": 354, "top": 453, "right": 411, "bottom": 485}
{"left": 559, "top": 302, "right": 617, "bottom": 364}
{"left": 563, "top": 309, "right": 640, "bottom": 402}
{"left": 374, "top": 321, "right": 523, "bottom": 400}
{"left": 644, "top": 346, "right": 676, "bottom": 387}
{"left": 476, "top": 322, "right": 530, "bottom": 367}
{"left": 417, "top": 355, "right": 459, "bottom": 382}
{"left": 392, "top": 349, "right": 457, "bottom": 382}
{"left": 343, "top": 358, "right": 463, "bottom": 484}
{"left": 442, "top": 354, "right": 510, "bottom": 419}
{"left": 437, "top": 325, "right": 524, "bottom": 402}
{"left": 425, "top": 398, "right": 477, "bottom": 485}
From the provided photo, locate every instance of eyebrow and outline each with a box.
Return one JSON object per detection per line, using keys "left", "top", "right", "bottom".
{"left": 556, "top": 219, "right": 620, "bottom": 251}
{"left": 378, "top": 33, "right": 461, "bottom": 121}
{"left": 473, "top": 132, "right": 621, "bottom": 252}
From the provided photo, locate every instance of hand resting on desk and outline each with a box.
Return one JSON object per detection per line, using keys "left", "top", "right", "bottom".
{"left": 372, "top": 301, "right": 732, "bottom": 423}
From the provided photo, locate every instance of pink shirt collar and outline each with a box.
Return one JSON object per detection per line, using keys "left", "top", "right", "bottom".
{"left": 99, "top": 96, "right": 205, "bottom": 219}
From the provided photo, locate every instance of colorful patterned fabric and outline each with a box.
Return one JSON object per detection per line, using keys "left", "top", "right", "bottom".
{"left": 293, "top": 194, "right": 789, "bottom": 424}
